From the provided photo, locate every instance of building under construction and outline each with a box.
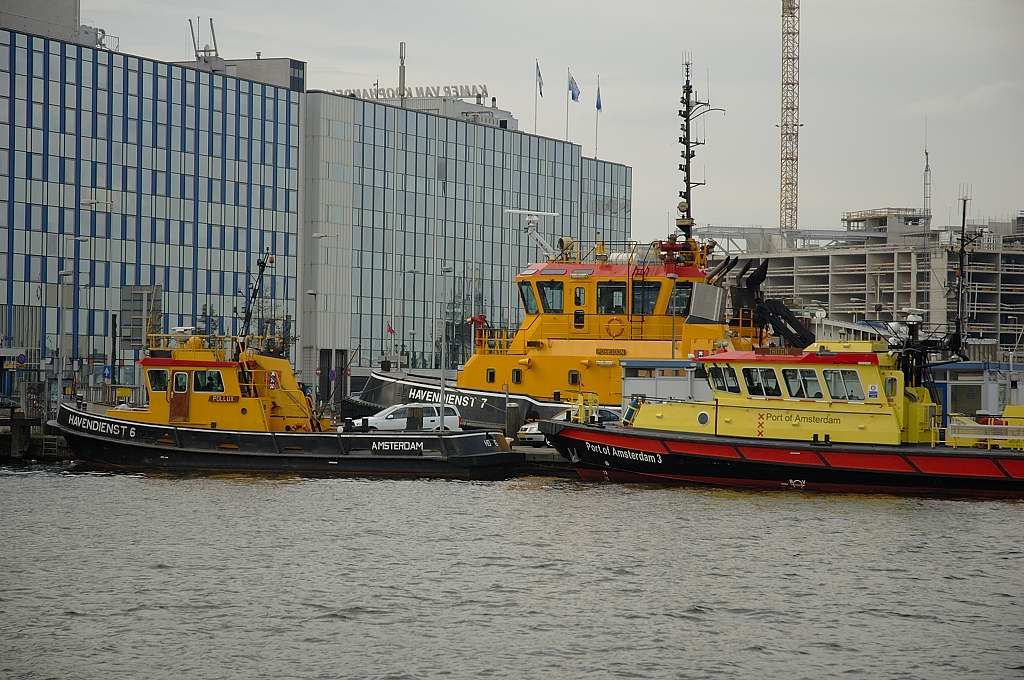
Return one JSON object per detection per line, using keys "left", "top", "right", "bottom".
{"left": 698, "top": 208, "right": 1024, "bottom": 360}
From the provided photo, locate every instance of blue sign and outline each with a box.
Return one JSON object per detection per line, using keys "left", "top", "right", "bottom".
{"left": 102, "top": 365, "right": 113, "bottom": 380}
{"left": 16, "top": 353, "right": 26, "bottom": 364}
{"left": 329, "top": 369, "right": 337, "bottom": 381}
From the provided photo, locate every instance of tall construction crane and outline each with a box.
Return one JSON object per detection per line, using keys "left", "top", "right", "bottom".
{"left": 779, "top": 0, "right": 800, "bottom": 233}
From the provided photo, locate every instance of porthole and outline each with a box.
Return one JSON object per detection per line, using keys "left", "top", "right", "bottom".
{"left": 697, "top": 411, "right": 710, "bottom": 425}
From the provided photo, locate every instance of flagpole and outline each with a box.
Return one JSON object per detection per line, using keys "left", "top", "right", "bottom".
{"left": 595, "top": 74, "right": 600, "bottom": 158}
{"left": 534, "top": 59, "right": 538, "bottom": 134}
{"left": 565, "top": 67, "right": 570, "bottom": 140}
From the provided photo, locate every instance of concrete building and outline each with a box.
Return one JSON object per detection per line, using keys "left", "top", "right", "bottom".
{"left": 699, "top": 207, "right": 1024, "bottom": 361}
{"left": 301, "top": 90, "right": 631, "bottom": 407}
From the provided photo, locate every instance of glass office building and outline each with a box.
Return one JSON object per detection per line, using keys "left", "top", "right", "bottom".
{"left": 0, "top": 27, "right": 300, "bottom": 395}
{"left": 303, "top": 91, "right": 631, "bottom": 390}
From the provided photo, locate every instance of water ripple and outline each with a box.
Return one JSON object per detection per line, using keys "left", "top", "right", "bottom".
{"left": 1, "top": 466, "right": 1022, "bottom": 679}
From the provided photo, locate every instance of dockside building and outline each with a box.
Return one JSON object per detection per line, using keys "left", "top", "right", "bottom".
{"left": 0, "top": 1, "right": 634, "bottom": 406}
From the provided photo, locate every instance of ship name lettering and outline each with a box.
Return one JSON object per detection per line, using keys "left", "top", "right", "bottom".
{"left": 407, "top": 388, "right": 475, "bottom": 409}
{"left": 763, "top": 411, "right": 840, "bottom": 426}
{"left": 371, "top": 440, "right": 425, "bottom": 452}
{"left": 67, "top": 413, "right": 137, "bottom": 439}
{"left": 583, "top": 441, "right": 662, "bottom": 464}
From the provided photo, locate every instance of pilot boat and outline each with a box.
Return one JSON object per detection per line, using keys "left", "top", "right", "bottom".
{"left": 542, "top": 339, "right": 1024, "bottom": 497}
{"left": 51, "top": 255, "right": 520, "bottom": 479}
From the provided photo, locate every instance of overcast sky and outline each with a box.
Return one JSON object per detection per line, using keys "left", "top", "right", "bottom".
{"left": 83, "top": 0, "right": 1023, "bottom": 242}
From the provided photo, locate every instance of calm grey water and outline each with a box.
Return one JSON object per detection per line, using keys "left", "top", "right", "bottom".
{"left": 1, "top": 466, "right": 1022, "bottom": 680}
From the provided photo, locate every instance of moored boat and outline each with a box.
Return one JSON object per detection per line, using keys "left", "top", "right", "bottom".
{"left": 541, "top": 340, "right": 1024, "bottom": 497}
{"left": 55, "top": 401, "right": 517, "bottom": 479}
{"left": 49, "top": 254, "right": 521, "bottom": 480}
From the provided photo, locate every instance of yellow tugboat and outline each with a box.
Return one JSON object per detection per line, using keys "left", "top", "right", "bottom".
{"left": 357, "top": 62, "right": 778, "bottom": 429}
{"left": 356, "top": 227, "right": 762, "bottom": 428}
{"left": 51, "top": 254, "right": 519, "bottom": 478}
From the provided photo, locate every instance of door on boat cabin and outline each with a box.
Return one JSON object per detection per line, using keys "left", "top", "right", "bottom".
{"left": 569, "top": 284, "right": 590, "bottom": 335}
{"left": 169, "top": 371, "right": 190, "bottom": 423}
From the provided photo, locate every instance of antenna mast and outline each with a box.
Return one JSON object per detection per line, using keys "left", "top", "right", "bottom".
{"left": 923, "top": 122, "right": 932, "bottom": 227}
{"left": 779, "top": 0, "right": 801, "bottom": 233}
{"left": 677, "top": 55, "right": 723, "bottom": 239}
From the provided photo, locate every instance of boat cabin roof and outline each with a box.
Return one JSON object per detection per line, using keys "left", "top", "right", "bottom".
{"left": 519, "top": 261, "right": 704, "bottom": 280}
{"left": 701, "top": 342, "right": 890, "bottom": 367}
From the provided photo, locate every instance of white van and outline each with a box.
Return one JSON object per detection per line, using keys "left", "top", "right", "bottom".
{"left": 351, "top": 403, "right": 462, "bottom": 432}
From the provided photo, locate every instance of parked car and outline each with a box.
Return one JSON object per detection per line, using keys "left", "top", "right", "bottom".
{"left": 517, "top": 407, "right": 621, "bottom": 447}
{"left": 356, "top": 403, "right": 462, "bottom": 431}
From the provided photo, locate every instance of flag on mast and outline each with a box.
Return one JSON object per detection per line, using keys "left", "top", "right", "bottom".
{"left": 386, "top": 321, "right": 396, "bottom": 336}
{"left": 536, "top": 60, "right": 544, "bottom": 97}
{"left": 568, "top": 72, "right": 581, "bottom": 102}
{"left": 596, "top": 82, "right": 602, "bottom": 112}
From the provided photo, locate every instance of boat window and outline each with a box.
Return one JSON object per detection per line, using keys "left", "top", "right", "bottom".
{"left": 386, "top": 407, "right": 408, "bottom": 420}
{"left": 885, "top": 376, "right": 898, "bottom": 399}
{"left": 668, "top": 281, "right": 693, "bottom": 315}
{"left": 631, "top": 281, "right": 661, "bottom": 315}
{"left": 486, "top": 368, "right": 495, "bottom": 384}
{"left": 722, "top": 366, "right": 741, "bottom": 393}
{"left": 597, "top": 282, "right": 627, "bottom": 314}
{"left": 148, "top": 369, "right": 168, "bottom": 392}
{"left": 743, "top": 367, "right": 782, "bottom": 397}
{"left": 172, "top": 371, "right": 189, "bottom": 393}
{"left": 536, "top": 281, "right": 564, "bottom": 313}
{"left": 512, "top": 368, "right": 523, "bottom": 384}
{"left": 193, "top": 369, "right": 225, "bottom": 393}
{"left": 518, "top": 282, "right": 539, "bottom": 315}
{"left": 568, "top": 370, "right": 580, "bottom": 386}
{"left": 710, "top": 366, "right": 741, "bottom": 393}
{"left": 823, "top": 369, "right": 865, "bottom": 401}
{"left": 574, "top": 286, "right": 585, "bottom": 306}
{"left": 782, "top": 368, "right": 823, "bottom": 399}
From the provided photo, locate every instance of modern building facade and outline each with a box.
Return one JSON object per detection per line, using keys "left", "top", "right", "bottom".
{"left": 0, "top": 24, "right": 301, "bottom": 397}
{"left": 1, "top": 2, "right": 636, "bottom": 408}
{"left": 302, "top": 90, "right": 631, "bottom": 404}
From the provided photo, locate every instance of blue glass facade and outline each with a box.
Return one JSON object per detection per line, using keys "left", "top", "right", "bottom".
{"left": 0, "top": 28, "right": 299, "bottom": 392}
{"left": 304, "top": 92, "right": 631, "bottom": 374}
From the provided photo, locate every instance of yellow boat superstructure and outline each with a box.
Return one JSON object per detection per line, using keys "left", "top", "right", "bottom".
{"left": 457, "top": 238, "right": 755, "bottom": 407}
{"left": 626, "top": 341, "right": 939, "bottom": 446}
{"left": 108, "top": 334, "right": 328, "bottom": 432}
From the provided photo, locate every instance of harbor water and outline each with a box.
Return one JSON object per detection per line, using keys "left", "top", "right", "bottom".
{"left": 1, "top": 466, "right": 1022, "bottom": 679}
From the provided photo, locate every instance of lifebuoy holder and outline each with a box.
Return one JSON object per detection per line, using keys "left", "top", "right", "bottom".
{"left": 606, "top": 317, "right": 625, "bottom": 338}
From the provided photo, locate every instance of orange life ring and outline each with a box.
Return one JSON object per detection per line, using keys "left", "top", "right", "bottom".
{"left": 606, "top": 317, "right": 625, "bottom": 338}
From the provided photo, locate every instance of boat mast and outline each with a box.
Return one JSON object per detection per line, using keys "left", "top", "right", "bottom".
{"left": 676, "top": 57, "right": 723, "bottom": 240}
{"left": 237, "top": 250, "right": 273, "bottom": 359}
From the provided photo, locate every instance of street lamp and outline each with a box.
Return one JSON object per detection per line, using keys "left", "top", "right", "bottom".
{"left": 666, "top": 272, "right": 679, "bottom": 359}
{"left": 439, "top": 265, "right": 454, "bottom": 421}
{"left": 1008, "top": 315, "right": 1023, "bottom": 375}
{"left": 56, "top": 235, "right": 90, "bottom": 408}
{"left": 396, "top": 268, "right": 423, "bottom": 371}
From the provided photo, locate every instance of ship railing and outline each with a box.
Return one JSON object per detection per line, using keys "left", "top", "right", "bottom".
{"left": 566, "top": 391, "right": 601, "bottom": 424}
{"left": 945, "top": 417, "right": 1024, "bottom": 450}
{"left": 474, "top": 326, "right": 518, "bottom": 354}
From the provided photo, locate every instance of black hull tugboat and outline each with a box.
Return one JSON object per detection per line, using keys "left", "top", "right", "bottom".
{"left": 50, "top": 254, "right": 521, "bottom": 480}
{"left": 354, "top": 371, "right": 567, "bottom": 430}
{"left": 56, "top": 402, "right": 517, "bottom": 479}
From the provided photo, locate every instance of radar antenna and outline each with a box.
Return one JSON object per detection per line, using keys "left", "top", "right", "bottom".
{"left": 678, "top": 55, "right": 724, "bottom": 239}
